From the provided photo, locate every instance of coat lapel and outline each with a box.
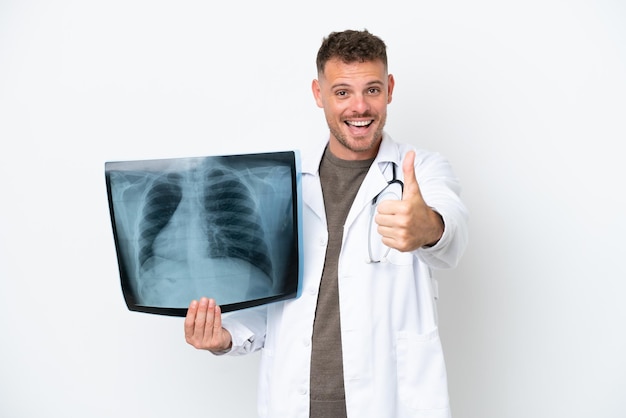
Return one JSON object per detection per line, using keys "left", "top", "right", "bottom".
{"left": 300, "top": 139, "right": 327, "bottom": 224}
{"left": 345, "top": 133, "right": 403, "bottom": 230}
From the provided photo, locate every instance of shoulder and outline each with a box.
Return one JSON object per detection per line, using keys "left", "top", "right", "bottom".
{"left": 300, "top": 137, "right": 329, "bottom": 175}
{"left": 381, "top": 132, "right": 446, "bottom": 167}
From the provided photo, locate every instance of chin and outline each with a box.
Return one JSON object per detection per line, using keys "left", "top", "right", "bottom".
{"left": 350, "top": 135, "right": 381, "bottom": 151}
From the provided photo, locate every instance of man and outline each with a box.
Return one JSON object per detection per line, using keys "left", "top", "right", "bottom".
{"left": 185, "top": 29, "right": 469, "bottom": 418}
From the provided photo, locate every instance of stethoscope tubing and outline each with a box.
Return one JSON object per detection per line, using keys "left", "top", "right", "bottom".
{"left": 367, "top": 162, "right": 404, "bottom": 264}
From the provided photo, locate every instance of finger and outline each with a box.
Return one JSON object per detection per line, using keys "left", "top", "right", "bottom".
{"left": 203, "top": 298, "right": 217, "bottom": 343}
{"left": 193, "top": 297, "right": 210, "bottom": 339}
{"left": 401, "top": 150, "right": 420, "bottom": 201}
{"left": 213, "top": 303, "right": 223, "bottom": 335}
{"left": 184, "top": 299, "right": 199, "bottom": 340}
{"left": 374, "top": 209, "right": 397, "bottom": 229}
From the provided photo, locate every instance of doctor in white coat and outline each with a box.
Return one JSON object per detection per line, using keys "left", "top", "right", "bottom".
{"left": 185, "top": 29, "right": 469, "bottom": 418}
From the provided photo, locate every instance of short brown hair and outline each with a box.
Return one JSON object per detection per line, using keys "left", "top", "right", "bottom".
{"left": 316, "top": 29, "right": 388, "bottom": 75}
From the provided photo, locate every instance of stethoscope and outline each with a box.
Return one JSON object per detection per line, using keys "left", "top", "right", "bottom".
{"left": 366, "top": 163, "right": 404, "bottom": 263}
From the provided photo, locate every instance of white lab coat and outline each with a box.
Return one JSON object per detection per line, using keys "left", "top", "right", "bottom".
{"left": 222, "top": 133, "right": 469, "bottom": 418}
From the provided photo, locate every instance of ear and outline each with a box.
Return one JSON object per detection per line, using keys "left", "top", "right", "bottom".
{"left": 311, "top": 79, "right": 324, "bottom": 108}
{"left": 387, "top": 74, "right": 395, "bottom": 104}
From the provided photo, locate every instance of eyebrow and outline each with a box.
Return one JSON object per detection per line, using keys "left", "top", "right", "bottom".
{"left": 330, "top": 80, "right": 385, "bottom": 90}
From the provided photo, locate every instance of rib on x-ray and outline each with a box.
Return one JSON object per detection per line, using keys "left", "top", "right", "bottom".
{"left": 105, "top": 151, "right": 302, "bottom": 316}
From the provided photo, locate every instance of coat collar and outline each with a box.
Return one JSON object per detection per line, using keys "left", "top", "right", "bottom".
{"left": 300, "top": 132, "right": 405, "bottom": 228}
{"left": 301, "top": 131, "right": 402, "bottom": 176}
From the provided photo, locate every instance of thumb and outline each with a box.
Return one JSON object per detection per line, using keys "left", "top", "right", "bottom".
{"left": 401, "top": 150, "right": 420, "bottom": 201}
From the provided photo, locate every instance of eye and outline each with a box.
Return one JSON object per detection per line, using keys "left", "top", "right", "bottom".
{"left": 368, "top": 87, "right": 381, "bottom": 95}
{"left": 335, "top": 90, "right": 348, "bottom": 97}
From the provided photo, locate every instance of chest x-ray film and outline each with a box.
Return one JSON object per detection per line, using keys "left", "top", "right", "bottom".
{"left": 105, "top": 151, "right": 303, "bottom": 316}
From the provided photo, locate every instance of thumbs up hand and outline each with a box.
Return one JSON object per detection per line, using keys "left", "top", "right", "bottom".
{"left": 374, "top": 150, "right": 444, "bottom": 252}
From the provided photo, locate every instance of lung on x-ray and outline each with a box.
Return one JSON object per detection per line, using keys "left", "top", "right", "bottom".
{"left": 105, "top": 151, "right": 302, "bottom": 316}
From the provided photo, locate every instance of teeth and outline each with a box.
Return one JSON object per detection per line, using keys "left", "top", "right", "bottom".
{"left": 347, "top": 120, "right": 372, "bottom": 127}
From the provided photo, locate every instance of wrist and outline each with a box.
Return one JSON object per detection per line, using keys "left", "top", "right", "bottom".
{"left": 424, "top": 209, "right": 444, "bottom": 247}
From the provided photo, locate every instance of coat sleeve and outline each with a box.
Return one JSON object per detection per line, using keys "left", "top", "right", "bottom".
{"left": 411, "top": 149, "right": 469, "bottom": 269}
{"left": 217, "top": 305, "right": 268, "bottom": 355}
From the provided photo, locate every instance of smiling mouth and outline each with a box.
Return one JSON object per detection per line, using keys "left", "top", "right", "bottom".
{"left": 345, "top": 120, "right": 374, "bottom": 128}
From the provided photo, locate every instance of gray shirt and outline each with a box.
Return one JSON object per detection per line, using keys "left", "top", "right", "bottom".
{"left": 309, "top": 147, "right": 374, "bottom": 418}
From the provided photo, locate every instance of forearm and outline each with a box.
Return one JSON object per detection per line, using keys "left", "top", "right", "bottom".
{"left": 414, "top": 151, "right": 469, "bottom": 268}
{"left": 417, "top": 202, "right": 468, "bottom": 269}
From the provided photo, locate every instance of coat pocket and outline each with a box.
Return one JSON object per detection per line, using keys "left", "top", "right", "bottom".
{"left": 396, "top": 329, "right": 451, "bottom": 414}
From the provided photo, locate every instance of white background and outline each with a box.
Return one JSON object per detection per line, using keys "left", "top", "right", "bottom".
{"left": 1, "top": 1, "right": 625, "bottom": 417}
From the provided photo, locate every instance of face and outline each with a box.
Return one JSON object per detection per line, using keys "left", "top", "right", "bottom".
{"left": 312, "top": 58, "right": 394, "bottom": 160}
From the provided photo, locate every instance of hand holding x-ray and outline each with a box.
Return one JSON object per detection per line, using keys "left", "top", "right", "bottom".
{"left": 184, "top": 297, "right": 232, "bottom": 352}
{"left": 374, "top": 151, "right": 445, "bottom": 252}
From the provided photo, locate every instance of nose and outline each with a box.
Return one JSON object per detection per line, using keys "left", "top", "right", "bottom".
{"left": 350, "top": 93, "right": 371, "bottom": 115}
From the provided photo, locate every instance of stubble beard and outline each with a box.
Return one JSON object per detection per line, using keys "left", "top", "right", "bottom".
{"left": 328, "top": 113, "right": 387, "bottom": 155}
